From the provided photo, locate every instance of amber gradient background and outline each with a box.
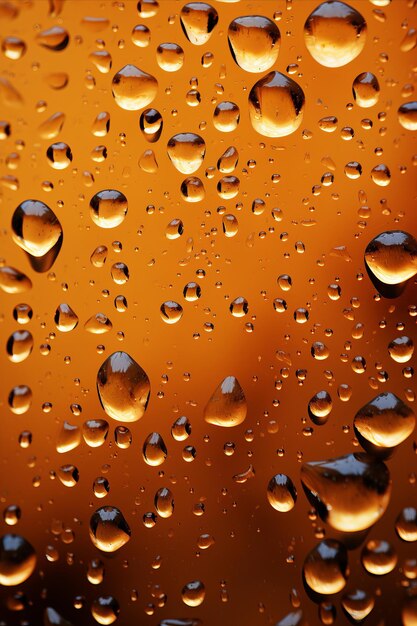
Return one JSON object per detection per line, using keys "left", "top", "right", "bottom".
{"left": 0, "top": 0, "right": 416, "bottom": 624}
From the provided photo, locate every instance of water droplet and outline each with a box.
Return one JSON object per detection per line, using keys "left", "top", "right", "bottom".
{"left": 93, "top": 476, "right": 110, "bottom": 498}
{"left": 82, "top": 419, "right": 109, "bottom": 447}
{"left": 222, "top": 213, "right": 239, "bottom": 237}
{"left": 36, "top": 26, "right": 69, "bottom": 51}
{"left": 248, "top": 71, "right": 304, "bottom": 137}
{"left": 303, "top": 539, "right": 349, "bottom": 595}
{"left": 311, "top": 341, "right": 330, "bottom": 360}
{"left": 112, "top": 64, "right": 158, "bottom": 111}
{"left": 6, "top": 330, "right": 33, "bottom": 363}
{"left": 38, "top": 112, "right": 65, "bottom": 139}
{"left": 12, "top": 199, "right": 63, "bottom": 272}
{"left": 0, "top": 534, "right": 37, "bottom": 586}
{"left": 361, "top": 539, "right": 397, "bottom": 575}
{"left": 3, "top": 505, "right": 21, "bottom": 526}
{"left": 97, "top": 351, "right": 150, "bottom": 423}
{"left": 89, "top": 190, "right": 128, "bottom": 229}
{"left": 54, "top": 303, "right": 79, "bottom": 332}
{"left": 159, "top": 298, "right": 186, "bottom": 325}
{"left": 13, "top": 303, "right": 33, "bottom": 324}
{"left": 8, "top": 385, "right": 32, "bottom": 415}
{"left": 92, "top": 112, "right": 110, "bottom": 137}
{"left": 87, "top": 558, "right": 104, "bottom": 584}
{"left": 57, "top": 464, "right": 79, "bottom": 487}
{"left": 2, "top": 36, "right": 26, "bottom": 60}
{"left": 0, "top": 266, "right": 32, "bottom": 294}
{"left": 308, "top": 391, "right": 332, "bottom": 425}
{"left": 166, "top": 218, "right": 184, "bottom": 240}
{"left": 301, "top": 453, "right": 391, "bottom": 532}
{"left": 91, "top": 595, "right": 119, "bottom": 625}
{"left": 90, "top": 50, "right": 112, "bottom": 74}
{"left": 365, "top": 230, "right": 417, "bottom": 286}
{"left": 217, "top": 145, "right": 239, "bottom": 173}
{"left": 56, "top": 421, "right": 81, "bottom": 453}
{"left": 267, "top": 474, "right": 297, "bottom": 512}
{"left": 46, "top": 142, "right": 72, "bottom": 169}
{"left": 140, "top": 108, "right": 163, "bottom": 142}
{"left": 304, "top": 2, "right": 366, "bottom": 68}
{"left": 396, "top": 507, "right": 417, "bottom": 542}
{"left": 229, "top": 296, "right": 248, "bottom": 317}
{"left": 157, "top": 42, "right": 184, "bottom": 72}
{"left": 354, "top": 393, "right": 415, "bottom": 450}
{"left": 132, "top": 24, "right": 151, "bottom": 47}
{"left": 228, "top": 15, "right": 280, "bottom": 73}
{"left": 398, "top": 101, "right": 417, "bottom": 131}
{"left": 371, "top": 163, "right": 390, "bottom": 187}
{"left": 352, "top": 72, "right": 380, "bottom": 108}
{"left": 204, "top": 375, "right": 247, "bottom": 427}
{"left": 180, "top": 176, "right": 205, "bottom": 202}
{"left": 167, "top": 133, "right": 205, "bottom": 174}
{"left": 85, "top": 313, "right": 113, "bottom": 334}
{"left": 183, "top": 281, "right": 201, "bottom": 301}
{"left": 213, "top": 101, "right": 240, "bottom": 132}
{"left": 154, "top": 487, "right": 174, "bottom": 518}
{"left": 181, "top": 580, "right": 205, "bottom": 606}
{"left": 388, "top": 336, "right": 414, "bottom": 363}
{"left": 171, "top": 415, "right": 191, "bottom": 441}
{"left": 139, "top": 148, "right": 158, "bottom": 173}
{"left": 341, "top": 589, "right": 374, "bottom": 622}
{"left": 89, "top": 506, "right": 131, "bottom": 552}
{"left": 180, "top": 3, "right": 218, "bottom": 45}
{"left": 143, "top": 432, "right": 167, "bottom": 466}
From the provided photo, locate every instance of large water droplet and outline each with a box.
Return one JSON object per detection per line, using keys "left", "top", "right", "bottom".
{"left": 398, "top": 101, "right": 417, "bottom": 130}
{"left": 90, "top": 190, "right": 128, "bottom": 229}
{"left": 8, "top": 385, "right": 32, "bottom": 415}
{"left": 56, "top": 421, "right": 81, "bottom": 453}
{"left": 91, "top": 595, "right": 119, "bottom": 624}
{"left": 167, "top": 133, "right": 205, "bottom": 174}
{"left": 97, "top": 351, "right": 150, "bottom": 423}
{"left": 0, "top": 266, "right": 32, "bottom": 293}
{"left": 301, "top": 453, "right": 391, "bottom": 532}
{"left": 0, "top": 534, "right": 37, "bottom": 586}
{"left": 308, "top": 391, "right": 332, "bottom": 425}
{"left": 180, "top": 3, "right": 218, "bottom": 45}
{"left": 143, "top": 432, "right": 167, "bottom": 466}
{"left": 267, "top": 474, "right": 297, "bottom": 512}
{"left": 303, "top": 539, "right": 349, "bottom": 594}
{"left": 364, "top": 231, "right": 417, "bottom": 292}
{"left": 140, "top": 108, "right": 163, "bottom": 142}
{"left": 352, "top": 72, "right": 380, "bottom": 108}
{"left": 204, "top": 375, "right": 247, "bottom": 427}
{"left": 304, "top": 2, "right": 366, "bottom": 68}
{"left": 112, "top": 64, "right": 158, "bottom": 111}
{"left": 154, "top": 487, "right": 174, "bottom": 518}
{"left": 6, "top": 330, "right": 33, "bottom": 363}
{"left": 354, "top": 392, "right": 415, "bottom": 450}
{"left": 89, "top": 506, "right": 131, "bottom": 552}
{"left": 160, "top": 300, "right": 183, "bottom": 323}
{"left": 36, "top": 26, "right": 69, "bottom": 50}
{"left": 228, "top": 15, "right": 280, "bottom": 73}
{"left": 341, "top": 589, "right": 374, "bottom": 622}
{"left": 248, "top": 71, "right": 305, "bottom": 137}
{"left": 361, "top": 539, "right": 397, "bottom": 575}
{"left": 11, "top": 199, "right": 63, "bottom": 272}
{"left": 181, "top": 580, "right": 205, "bottom": 606}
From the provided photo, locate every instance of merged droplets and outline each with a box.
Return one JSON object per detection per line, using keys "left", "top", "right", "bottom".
{"left": 12, "top": 200, "right": 63, "bottom": 272}
{"left": 90, "top": 190, "right": 128, "bottom": 229}
{"left": 0, "top": 534, "right": 37, "bottom": 586}
{"left": 267, "top": 474, "right": 297, "bottom": 512}
{"left": 301, "top": 453, "right": 391, "bottom": 532}
{"left": 227, "top": 16, "right": 280, "bottom": 73}
{"left": 89, "top": 506, "right": 131, "bottom": 552}
{"left": 96, "top": 351, "right": 150, "bottom": 423}
{"left": 167, "top": 133, "right": 205, "bottom": 174}
{"left": 352, "top": 72, "right": 380, "bottom": 108}
{"left": 303, "top": 539, "right": 349, "bottom": 594}
{"left": 204, "top": 376, "right": 247, "bottom": 427}
{"left": 248, "top": 71, "right": 305, "bottom": 137}
{"left": 304, "top": 2, "right": 367, "bottom": 68}
{"left": 364, "top": 230, "right": 417, "bottom": 287}
{"left": 111, "top": 65, "right": 158, "bottom": 111}
{"left": 354, "top": 392, "right": 415, "bottom": 450}
{"left": 180, "top": 3, "right": 218, "bottom": 46}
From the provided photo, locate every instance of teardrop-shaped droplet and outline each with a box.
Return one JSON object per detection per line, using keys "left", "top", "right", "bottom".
{"left": 54, "top": 303, "right": 79, "bottom": 332}
{"left": 267, "top": 474, "right": 297, "bottom": 512}
{"left": 89, "top": 50, "right": 112, "bottom": 74}
{"left": 180, "top": 3, "right": 218, "bottom": 46}
{"left": 56, "top": 421, "right": 81, "bottom": 453}
{"left": 364, "top": 230, "right": 417, "bottom": 287}
{"left": 143, "top": 432, "right": 167, "bottom": 466}
{"left": 303, "top": 539, "right": 349, "bottom": 594}
{"left": 12, "top": 199, "right": 63, "bottom": 272}
{"left": 6, "top": 330, "right": 33, "bottom": 363}
{"left": 228, "top": 15, "right": 280, "bottom": 73}
{"left": 0, "top": 266, "right": 32, "bottom": 294}
{"left": 398, "top": 102, "right": 417, "bottom": 131}
{"left": 248, "top": 71, "right": 305, "bottom": 137}
{"left": 38, "top": 111, "right": 65, "bottom": 139}
{"left": 167, "top": 133, "right": 205, "bottom": 174}
{"left": 111, "top": 64, "right": 158, "bottom": 111}
{"left": 96, "top": 351, "right": 150, "bottom": 423}
{"left": 341, "top": 589, "right": 375, "bottom": 622}
{"left": 89, "top": 506, "right": 130, "bottom": 552}
{"left": 204, "top": 375, "right": 247, "bottom": 427}
{"left": 354, "top": 392, "right": 415, "bottom": 450}
{"left": 138, "top": 148, "right": 158, "bottom": 173}
{"left": 304, "top": 2, "right": 366, "bottom": 68}
{"left": 154, "top": 487, "right": 174, "bottom": 518}
{"left": 90, "top": 189, "right": 128, "bottom": 229}
{"left": 84, "top": 313, "right": 113, "bottom": 334}
{"left": 352, "top": 72, "right": 380, "bottom": 108}
{"left": 301, "top": 453, "right": 391, "bottom": 532}
{"left": 0, "top": 533, "right": 37, "bottom": 586}
{"left": 217, "top": 146, "right": 239, "bottom": 173}
{"left": 361, "top": 539, "right": 397, "bottom": 575}
{"left": 36, "top": 26, "right": 69, "bottom": 51}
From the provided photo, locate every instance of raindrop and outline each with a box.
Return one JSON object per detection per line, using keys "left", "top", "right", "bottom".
{"left": 398, "top": 102, "right": 417, "bottom": 131}
{"left": 341, "top": 589, "right": 374, "bottom": 622}
{"left": 46, "top": 142, "right": 72, "bottom": 169}
{"left": 388, "top": 336, "right": 414, "bottom": 363}
{"left": 140, "top": 108, "right": 163, "bottom": 142}
{"left": 180, "top": 176, "right": 205, "bottom": 202}
{"left": 0, "top": 534, "right": 37, "bottom": 586}
{"left": 180, "top": 3, "right": 218, "bottom": 46}
{"left": 157, "top": 43, "right": 184, "bottom": 72}
{"left": 54, "top": 303, "right": 79, "bottom": 332}
{"left": 204, "top": 375, "right": 247, "bottom": 427}
{"left": 154, "top": 487, "right": 174, "bottom": 518}
{"left": 91, "top": 596, "right": 119, "bottom": 625}
{"left": 364, "top": 230, "right": 417, "bottom": 287}
{"left": 361, "top": 539, "right": 397, "bottom": 575}
{"left": 112, "top": 65, "right": 158, "bottom": 111}
{"left": 308, "top": 391, "right": 332, "bottom": 425}
{"left": 2, "top": 36, "right": 26, "bottom": 60}
{"left": 56, "top": 421, "right": 81, "bottom": 453}
{"left": 354, "top": 392, "right": 415, "bottom": 451}
{"left": 352, "top": 72, "right": 380, "bottom": 108}
{"left": 181, "top": 580, "right": 205, "bottom": 606}
{"left": 89, "top": 506, "right": 131, "bottom": 552}
{"left": 160, "top": 300, "right": 183, "bottom": 323}
{"left": 8, "top": 385, "right": 32, "bottom": 415}
{"left": 0, "top": 266, "right": 32, "bottom": 294}
{"left": 213, "top": 101, "right": 240, "bottom": 132}
{"left": 171, "top": 415, "right": 191, "bottom": 441}
{"left": 228, "top": 15, "right": 280, "bottom": 73}
{"left": 396, "top": 507, "right": 417, "bottom": 542}
{"left": 167, "top": 133, "right": 205, "bottom": 174}
{"left": 143, "top": 432, "right": 167, "bottom": 466}
{"left": 303, "top": 539, "right": 349, "bottom": 594}
{"left": 90, "top": 190, "right": 128, "bottom": 229}
{"left": 82, "top": 419, "right": 109, "bottom": 448}
{"left": 267, "top": 474, "right": 297, "bottom": 512}
{"left": 36, "top": 26, "right": 69, "bottom": 51}
{"left": 6, "top": 330, "right": 33, "bottom": 363}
